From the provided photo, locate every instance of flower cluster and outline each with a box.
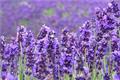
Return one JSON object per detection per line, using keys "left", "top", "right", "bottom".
{"left": 0, "top": 1, "right": 120, "bottom": 80}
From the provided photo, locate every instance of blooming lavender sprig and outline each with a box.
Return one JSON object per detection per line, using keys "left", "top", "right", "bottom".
{"left": 0, "top": 36, "right": 6, "bottom": 60}
{"left": 34, "top": 25, "right": 50, "bottom": 79}
{"left": 60, "top": 29, "right": 71, "bottom": 76}
{"left": 113, "top": 50, "right": 120, "bottom": 74}
{"left": 46, "top": 28, "right": 62, "bottom": 80}
{"left": 0, "top": 1, "right": 120, "bottom": 80}
{"left": 104, "top": 73, "right": 110, "bottom": 80}
{"left": 16, "top": 25, "right": 27, "bottom": 44}
{"left": 25, "top": 46, "right": 35, "bottom": 76}
{"left": 1, "top": 63, "right": 8, "bottom": 80}
{"left": 37, "top": 24, "right": 50, "bottom": 40}
{"left": 25, "top": 31, "right": 35, "bottom": 76}
{"left": 107, "top": 1, "right": 120, "bottom": 18}
{"left": 34, "top": 39, "right": 48, "bottom": 79}
{"left": 60, "top": 29, "right": 78, "bottom": 79}
{"left": 78, "top": 21, "right": 95, "bottom": 68}
{"left": 16, "top": 25, "right": 28, "bottom": 80}
{"left": 1, "top": 43, "right": 11, "bottom": 80}
{"left": 9, "top": 37, "right": 19, "bottom": 80}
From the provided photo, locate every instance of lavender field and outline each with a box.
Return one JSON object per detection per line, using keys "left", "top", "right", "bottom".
{"left": 0, "top": 0, "right": 120, "bottom": 80}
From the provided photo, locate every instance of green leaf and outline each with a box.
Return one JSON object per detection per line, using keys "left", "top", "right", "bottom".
{"left": 98, "top": 71, "right": 103, "bottom": 80}
{"left": 64, "top": 74, "right": 70, "bottom": 80}
{"left": 43, "top": 8, "right": 54, "bottom": 17}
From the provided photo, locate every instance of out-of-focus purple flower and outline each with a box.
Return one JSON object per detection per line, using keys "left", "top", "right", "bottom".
{"left": 1, "top": 63, "right": 8, "bottom": 80}
{"left": 6, "top": 73, "right": 18, "bottom": 80}
{"left": 0, "top": 36, "right": 6, "bottom": 58}
{"left": 114, "top": 73, "right": 120, "bottom": 80}
{"left": 104, "top": 73, "right": 110, "bottom": 80}
{"left": 75, "top": 76, "right": 86, "bottom": 80}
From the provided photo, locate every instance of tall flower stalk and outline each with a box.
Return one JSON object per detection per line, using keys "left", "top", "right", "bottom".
{"left": 0, "top": 1, "right": 120, "bottom": 80}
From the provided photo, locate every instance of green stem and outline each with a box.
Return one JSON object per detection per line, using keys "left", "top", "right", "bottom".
{"left": 64, "top": 74, "right": 70, "bottom": 80}
{"left": 19, "top": 42, "right": 24, "bottom": 80}
{"left": 25, "top": 75, "right": 30, "bottom": 80}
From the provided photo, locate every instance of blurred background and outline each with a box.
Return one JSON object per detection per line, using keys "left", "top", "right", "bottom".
{"left": 0, "top": 0, "right": 119, "bottom": 37}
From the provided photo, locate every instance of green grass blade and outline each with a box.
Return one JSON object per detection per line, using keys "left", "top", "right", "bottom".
{"left": 92, "top": 69, "right": 97, "bottom": 80}
{"left": 19, "top": 43, "right": 24, "bottom": 80}
{"left": 64, "top": 74, "right": 70, "bottom": 80}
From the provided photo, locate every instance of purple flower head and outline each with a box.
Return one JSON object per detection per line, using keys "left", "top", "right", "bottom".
{"left": 25, "top": 31, "right": 35, "bottom": 75}
{"left": 37, "top": 24, "right": 50, "bottom": 40}
{"left": 60, "top": 30, "right": 78, "bottom": 77}
{"left": 0, "top": 36, "right": 6, "bottom": 57}
{"left": 75, "top": 76, "right": 86, "bottom": 80}
{"left": 61, "top": 28, "right": 70, "bottom": 47}
{"left": 25, "top": 45, "right": 35, "bottom": 75}
{"left": 82, "top": 20, "right": 91, "bottom": 29}
{"left": 6, "top": 73, "right": 17, "bottom": 80}
{"left": 95, "top": 7, "right": 105, "bottom": 21}
{"left": 104, "top": 73, "right": 110, "bottom": 80}
{"left": 108, "top": 1, "right": 119, "bottom": 13}
{"left": 108, "top": 1, "right": 120, "bottom": 17}
{"left": 25, "top": 30, "right": 35, "bottom": 47}
{"left": 34, "top": 58, "right": 48, "bottom": 79}
{"left": 114, "top": 73, "right": 120, "bottom": 80}
{"left": 16, "top": 25, "right": 27, "bottom": 43}
{"left": 1, "top": 63, "right": 8, "bottom": 80}
{"left": 86, "top": 49, "right": 94, "bottom": 65}
{"left": 3, "top": 44, "right": 11, "bottom": 63}
{"left": 112, "top": 50, "right": 120, "bottom": 78}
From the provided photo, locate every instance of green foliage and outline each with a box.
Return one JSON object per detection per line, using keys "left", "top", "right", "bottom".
{"left": 19, "top": 43, "right": 24, "bottom": 80}
{"left": 19, "top": 19, "right": 29, "bottom": 26}
{"left": 43, "top": 8, "right": 55, "bottom": 17}
{"left": 92, "top": 69, "right": 97, "bottom": 80}
{"left": 64, "top": 74, "right": 70, "bottom": 80}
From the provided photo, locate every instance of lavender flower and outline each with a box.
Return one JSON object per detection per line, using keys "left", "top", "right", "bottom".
{"left": 25, "top": 45, "right": 35, "bottom": 76}
{"left": 104, "top": 73, "right": 110, "bottom": 80}
{"left": 9, "top": 37, "right": 19, "bottom": 78}
{"left": 107, "top": 1, "right": 120, "bottom": 18}
{"left": 60, "top": 29, "right": 78, "bottom": 79}
{"left": 34, "top": 25, "right": 52, "bottom": 79}
{"left": 34, "top": 39, "right": 48, "bottom": 79}
{"left": 0, "top": 36, "right": 6, "bottom": 59}
{"left": 75, "top": 76, "right": 85, "bottom": 80}
{"left": 1, "top": 43, "right": 11, "bottom": 80}
{"left": 16, "top": 25, "right": 27, "bottom": 44}
{"left": 114, "top": 73, "right": 120, "bottom": 80}
{"left": 0, "top": 1, "right": 120, "bottom": 80}
{"left": 37, "top": 24, "right": 50, "bottom": 40}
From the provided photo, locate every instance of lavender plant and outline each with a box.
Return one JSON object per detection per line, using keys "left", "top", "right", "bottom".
{"left": 0, "top": 1, "right": 120, "bottom": 80}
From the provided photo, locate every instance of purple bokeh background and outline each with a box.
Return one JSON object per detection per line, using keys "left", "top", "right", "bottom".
{"left": 0, "top": 0, "right": 119, "bottom": 37}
